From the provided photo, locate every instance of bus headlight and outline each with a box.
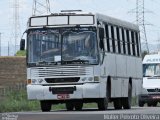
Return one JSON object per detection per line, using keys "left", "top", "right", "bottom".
{"left": 38, "top": 79, "right": 44, "bottom": 83}
{"left": 82, "top": 77, "right": 87, "bottom": 81}
{"left": 32, "top": 79, "right": 37, "bottom": 84}
{"left": 31, "top": 79, "right": 44, "bottom": 84}
{"left": 88, "top": 77, "right": 93, "bottom": 81}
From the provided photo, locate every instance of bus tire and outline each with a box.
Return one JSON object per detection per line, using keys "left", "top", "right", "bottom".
{"left": 74, "top": 101, "right": 83, "bottom": 111}
{"left": 114, "top": 98, "right": 122, "bottom": 109}
{"left": 122, "top": 83, "right": 132, "bottom": 109}
{"left": 98, "top": 89, "right": 109, "bottom": 110}
{"left": 153, "top": 102, "right": 157, "bottom": 107}
{"left": 40, "top": 101, "right": 51, "bottom": 112}
{"left": 98, "top": 98, "right": 108, "bottom": 110}
{"left": 66, "top": 102, "right": 74, "bottom": 111}
{"left": 138, "top": 100, "right": 145, "bottom": 107}
{"left": 147, "top": 103, "right": 152, "bottom": 107}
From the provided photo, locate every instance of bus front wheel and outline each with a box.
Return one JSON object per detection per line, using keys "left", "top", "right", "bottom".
{"left": 74, "top": 101, "right": 83, "bottom": 111}
{"left": 40, "top": 101, "right": 51, "bottom": 112}
{"left": 66, "top": 102, "right": 74, "bottom": 111}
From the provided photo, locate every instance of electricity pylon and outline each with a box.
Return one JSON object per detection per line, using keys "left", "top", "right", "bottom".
{"left": 136, "top": 0, "right": 150, "bottom": 53}
{"left": 32, "top": 0, "right": 51, "bottom": 16}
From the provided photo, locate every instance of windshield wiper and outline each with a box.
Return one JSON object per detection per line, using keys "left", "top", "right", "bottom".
{"left": 36, "top": 61, "right": 61, "bottom": 66}
{"left": 61, "top": 59, "right": 89, "bottom": 64}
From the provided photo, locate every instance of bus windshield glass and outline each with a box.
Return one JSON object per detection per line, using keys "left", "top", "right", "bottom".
{"left": 143, "top": 64, "right": 160, "bottom": 77}
{"left": 27, "top": 27, "right": 99, "bottom": 66}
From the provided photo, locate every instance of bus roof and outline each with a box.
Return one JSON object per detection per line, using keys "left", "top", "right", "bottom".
{"left": 96, "top": 13, "right": 139, "bottom": 31}
{"left": 143, "top": 54, "right": 160, "bottom": 64}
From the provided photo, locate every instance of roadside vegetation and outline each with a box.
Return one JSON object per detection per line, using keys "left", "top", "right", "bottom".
{"left": 16, "top": 50, "right": 26, "bottom": 56}
{"left": 0, "top": 90, "right": 40, "bottom": 112}
{"left": 0, "top": 89, "right": 141, "bottom": 112}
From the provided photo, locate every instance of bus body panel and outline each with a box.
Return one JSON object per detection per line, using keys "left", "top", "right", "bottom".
{"left": 27, "top": 83, "right": 101, "bottom": 100}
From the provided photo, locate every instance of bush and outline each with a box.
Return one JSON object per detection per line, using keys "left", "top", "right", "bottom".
{"left": 16, "top": 50, "right": 26, "bottom": 56}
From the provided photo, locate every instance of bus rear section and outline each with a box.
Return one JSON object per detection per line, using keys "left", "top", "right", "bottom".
{"left": 139, "top": 54, "right": 160, "bottom": 107}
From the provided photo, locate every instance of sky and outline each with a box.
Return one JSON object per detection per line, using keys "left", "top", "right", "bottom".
{"left": 0, "top": 0, "right": 160, "bottom": 55}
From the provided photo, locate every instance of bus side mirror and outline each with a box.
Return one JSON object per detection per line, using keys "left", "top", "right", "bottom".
{"left": 99, "top": 28, "right": 104, "bottom": 40}
{"left": 20, "top": 39, "right": 25, "bottom": 50}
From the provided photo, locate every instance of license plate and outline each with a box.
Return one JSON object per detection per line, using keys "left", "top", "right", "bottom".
{"left": 57, "top": 94, "right": 70, "bottom": 100}
{"left": 152, "top": 96, "right": 160, "bottom": 99}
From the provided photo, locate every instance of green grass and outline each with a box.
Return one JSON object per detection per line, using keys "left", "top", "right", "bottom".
{"left": 0, "top": 90, "right": 40, "bottom": 113}
{"left": 0, "top": 89, "right": 140, "bottom": 112}
{"left": 16, "top": 50, "right": 26, "bottom": 56}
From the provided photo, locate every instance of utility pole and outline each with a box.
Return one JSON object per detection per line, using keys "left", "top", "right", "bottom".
{"left": 8, "top": 41, "right": 10, "bottom": 56}
{"left": 32, "top": 0, "right": 51, "bottom": 16}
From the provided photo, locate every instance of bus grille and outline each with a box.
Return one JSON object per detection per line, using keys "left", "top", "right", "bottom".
{"left": 30, "top": 66, "right": 93, "bottom": 78}
{"left": 147, "top": 89, "right": 160, "bottom": 92}
{"left": 45, "top": 77, "right": 80, "bottom": 83}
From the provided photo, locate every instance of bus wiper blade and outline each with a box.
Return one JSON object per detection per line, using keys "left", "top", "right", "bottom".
{"left": 37, "top": 61, "right": 59, "bottom": 66}
{"left": 62, "top": 59, "right": 89, "bottom": 64}
{"left": 37, "top": 61, "right": 48, "bottom": 65}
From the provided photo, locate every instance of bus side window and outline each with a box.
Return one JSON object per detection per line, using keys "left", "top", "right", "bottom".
{"left": 119, "top": 28, "right": 124, "bottom": 54}
{"left": 126, "top": 30, "right": 131, "bottom": 55}
{"left": 122, "top": 28, "right": 126, "bottom": 55}
{"left": 105, "top": 24, "right": 110, "bottom": 52}
{"left": 114, "top": 26, "right": 118, "bottom": 53}
{"left": 131, "top": 31, "right": 136, "bottom": 56}
{"left": 116, "top": 27, "right": 121, "bottom": 54}
{"left": 108, "top": 25, "right": 113, "bottom": 52}
{"left": 135, "top": 32, "right": 140, "bottom": 57}
{"left": 111, "top": 26, "right": 116, "bottom": 53}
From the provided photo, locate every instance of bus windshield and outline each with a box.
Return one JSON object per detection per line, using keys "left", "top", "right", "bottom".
{"left": 27, "top": 28, "right": 99, "bottom": 66}
{"left": 143, "top": 64, "right": 160, "bottom": 77}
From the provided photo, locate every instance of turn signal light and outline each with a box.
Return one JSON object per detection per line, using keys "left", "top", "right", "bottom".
{"left": 27, "top": 79, "right": 32, "bottom": 84}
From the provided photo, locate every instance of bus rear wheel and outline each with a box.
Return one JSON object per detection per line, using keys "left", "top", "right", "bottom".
{"left": 40, "top": 101, "right": 51, "bottom": 112}
{"left": 114, "top": 98, "right": 122, "bottom": 109}
{"left": 122, "top": 83, "right": 132, "bottom": 109}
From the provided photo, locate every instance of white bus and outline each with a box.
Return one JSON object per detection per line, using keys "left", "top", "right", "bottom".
{"left": 20, "top": 11, "right": 142, "bottom": 111}
{"left": 138, "top": 53, "right": 160, "bottom": 107}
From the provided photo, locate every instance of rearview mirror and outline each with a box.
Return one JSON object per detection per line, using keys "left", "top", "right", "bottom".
{"left": 20, "top": 39, "right": 25, "bottom": 50}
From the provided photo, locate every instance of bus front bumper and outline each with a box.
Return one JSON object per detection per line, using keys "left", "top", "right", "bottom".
{"left": 27, "top": 83, "right": 101, "bottom": 100}
{"left": 139, "top": 94, "right": 160, "bottom": 102}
